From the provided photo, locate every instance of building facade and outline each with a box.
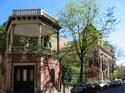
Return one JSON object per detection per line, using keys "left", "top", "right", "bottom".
{"left": 88, "top": 42, "right": 116, "bottom": 80}
{"left": 98, "top": 42, "right": 116, "bottom": 80}
{"left": 4, "top": 9, "right": 61, "bottom": 93}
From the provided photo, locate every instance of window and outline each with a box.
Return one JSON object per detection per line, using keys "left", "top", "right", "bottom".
{"left": 23, "top": 69, "right": 27, "bottom": 81}
{"left": 30, "top": 69, "right": 34, "bottom": 81}
{"left": 44, "top": 36, "right": 50, "bottom": 47}
{"left": 17, "top": 69, "right": 21, "bottom": 81}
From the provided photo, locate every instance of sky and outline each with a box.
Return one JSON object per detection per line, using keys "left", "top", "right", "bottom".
{"left": 105, "top": 0, "right": 125, "bottom": 65}
{"left": 0, "top": 0, "right": 125, "bottom": 65}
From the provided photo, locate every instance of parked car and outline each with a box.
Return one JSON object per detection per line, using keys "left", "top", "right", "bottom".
{"left": 71, "top": 82, "right": 94, "bottom": 93}
{"left": 115, "top": 79, "right": 123, "bottom": 85}
{"left": 108, "top": 81, "right": 116, "bottom": 87}
{"left": 98, "top": 80, "right": 109, "bottom": 87}
{"left": 71, "top": 83, "right": 88, "bottom": 93}
{"left": 85, "top": 82, "right": 94, "bottom": 93}
{"left": 95, "top": 80, "right": 110, "bottom": 90}
{"left": 109, "top": 79, "right": 122, "bottom": 87}
{"left": 91, "top": 82, "right": 100, "bottom": 90}
{"left": 122, "top": 79, "right": 125, "bottom": 84}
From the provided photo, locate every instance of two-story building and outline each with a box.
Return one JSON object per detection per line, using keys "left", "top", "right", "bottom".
{"left": 4, "top": 9, "right": 61, "bottom": 93}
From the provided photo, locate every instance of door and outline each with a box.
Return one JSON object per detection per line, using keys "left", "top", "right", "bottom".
{"left": 14, "top": 66, "right": 34, "bottom": 93}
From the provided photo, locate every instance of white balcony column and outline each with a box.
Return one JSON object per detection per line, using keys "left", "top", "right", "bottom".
{"left": 107, "top": 59, "right": 110, "bottom": 78}
{"left": 38, "top": 24, "right": 42, "bottom": 46}
{"left": 38, "top": 24, "right": 42, "bottom": 51}
{"left": 100, "top": 57, "right": 103, "bottom": 80}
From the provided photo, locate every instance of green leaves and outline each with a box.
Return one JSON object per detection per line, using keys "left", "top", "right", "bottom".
{"left": 59, "top": 0, "right": 117, "bottom": 82}
{"left": 61, "top": 63, "right": 79, "bottom": 84}
{"left": 59, "top": 0, "right": 103, "bottom": 82}
{"left": 114, "top": 66, "right": 125, "bottom": 79}
{"left": 0, "top": 23, "right": 7, "bottom": 56}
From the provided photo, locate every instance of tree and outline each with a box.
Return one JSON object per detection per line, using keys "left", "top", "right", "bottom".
{"left": 114, "top": 66, "right": 125, "bottom": 79}
{"left": 113, "top": 44, "right": 125, "bottom": 61}
{"left": 0, "top": 23, "right": 7, "bottom": 74}
{"left": 61, "top": 55, "right": 79, "bottom": 93}
{"left": 59, "top": 0, "right": 117, "bottom": 83}
{"left": 0, "top": 23, "right": 7, "bottom": 56}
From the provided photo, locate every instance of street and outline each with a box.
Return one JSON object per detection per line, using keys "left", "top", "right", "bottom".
{"left": 95, "top": 84, "right": 125, "bottom": 93}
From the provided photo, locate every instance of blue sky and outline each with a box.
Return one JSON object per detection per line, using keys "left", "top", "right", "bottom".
{"left": 0, "top": 0, "right": 70, "bottom": 24}
{"left": 0, "top": 0, "right": 125, "bottom": 64}
{"left": 106, "top": 0, "right": 125, "bottom": 49}
{"left": 105, "top": 0, "right": 125, "bottom": 65}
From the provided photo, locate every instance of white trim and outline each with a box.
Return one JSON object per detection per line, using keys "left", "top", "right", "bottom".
{"left": 13, "top": 63, "right": 35, "bottom": 66}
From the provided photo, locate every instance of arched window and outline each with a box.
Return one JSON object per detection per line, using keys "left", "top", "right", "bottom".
{"left": 50, "top": 69, "right": 55, "bottom": 84}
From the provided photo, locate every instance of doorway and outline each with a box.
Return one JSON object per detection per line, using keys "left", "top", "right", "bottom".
{"left": 14, "top": 66, "right": 34, "bottom": 93}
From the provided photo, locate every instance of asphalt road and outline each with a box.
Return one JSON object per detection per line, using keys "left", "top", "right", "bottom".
{"left": 96, "top": 84, "right": 125, "bottom": 93}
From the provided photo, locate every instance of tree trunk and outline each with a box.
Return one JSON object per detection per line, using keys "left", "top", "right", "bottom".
{"left": 80, "top": 57, "right": 84, "bottom": 83}
{"left": 63, "top": 84, "right": 65, "bottom": 93}
{"left": 84, "top": 62, "right": 87, "bottom": 82}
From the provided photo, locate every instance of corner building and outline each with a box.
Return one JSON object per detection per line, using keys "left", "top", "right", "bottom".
{"left": 4, "top": 9, "right": 61, "bottom": 93}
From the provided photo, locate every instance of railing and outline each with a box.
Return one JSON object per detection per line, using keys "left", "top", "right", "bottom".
{"left": 12, "top": 9, "right": 57, "bottom": 22}
{"left": 12, "top": 9, "right": 41, "bottom": 16}
{"left": 12, "top": 46, "right": 57, "bottom": 55}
